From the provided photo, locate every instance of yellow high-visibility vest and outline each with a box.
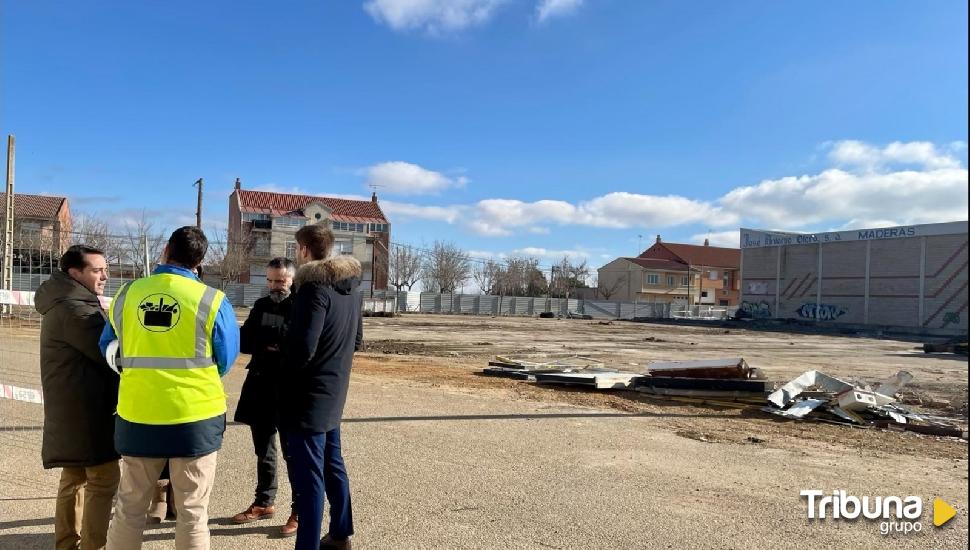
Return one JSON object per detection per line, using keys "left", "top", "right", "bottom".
{"left": 109, "top": 273, "right": 227, "bottom": 425}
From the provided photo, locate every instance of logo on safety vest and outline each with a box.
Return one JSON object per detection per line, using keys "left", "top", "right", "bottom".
{"left": 137, "top": 294, "right": 182, "bottom": 331}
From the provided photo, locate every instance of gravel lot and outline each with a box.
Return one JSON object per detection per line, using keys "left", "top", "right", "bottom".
{"left": 1, "top": 314, "right": 967, "bottom": 548}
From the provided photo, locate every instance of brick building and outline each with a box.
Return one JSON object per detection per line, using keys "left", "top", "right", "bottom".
{"left": 739, "top": 221, "right": 968, "bottom": 333}
{"left": 228, "top": 182, "right": 390, "bottom": 290}
{"left": 0, "top": 192, "right": 72, "bottom": 276}
{"left": 597, "top": 236, "right": 741, "bottom": 305}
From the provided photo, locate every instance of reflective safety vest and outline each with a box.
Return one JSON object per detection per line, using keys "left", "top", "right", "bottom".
{"left": 109, "top": 273, "right": 227, "bottom": 425}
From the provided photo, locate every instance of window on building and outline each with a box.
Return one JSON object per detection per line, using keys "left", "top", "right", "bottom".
{"left": 252, "top": 238, "right": 270, "bottom": 257}
{"left": 275, "top": 217, "right": 305, "bottom": 229}
{"left": 681, "top": 276, "right": 690, "bottom": 286}
{"left": 21, "top": 221, "right": 42, "bottom": 234}
{"left": 667, "top": 275, "right": 676, "bottom": 287}
{"left": 333, "top": 221, "right": 367, "bottom": 232}
{"left": 335, "top": 240, "right": 353, "bottom": 255}
{"left": 723, "top": 272, "right": 731, "bottom": 287}
{"left": 646, "top": 273, "right": 660, "bottom": 285}
{"left": 242, "top": 212, "right": 270, "bottom": 222}
{"left": 285, "top": 241, "right": 297, "bottom": 259}
{"left": 701, "top": 291, "right": 709, "bottom": 298}
{"left": 709, "top": 270, "right": 719, "bottom": 280}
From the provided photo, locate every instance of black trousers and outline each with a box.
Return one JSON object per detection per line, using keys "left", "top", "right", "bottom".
{"left": 251, "top": 423, "right": 297, "bottom": 512}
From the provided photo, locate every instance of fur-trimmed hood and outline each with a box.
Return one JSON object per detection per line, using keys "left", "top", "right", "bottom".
{"left": 294, "top": 255, "right": 363, "bottom": 294}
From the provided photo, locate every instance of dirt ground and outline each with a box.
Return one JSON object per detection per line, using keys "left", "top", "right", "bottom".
{"left": 1, "top": 312, "right": 968, "bottom": 548}
{"left": 358, "top": 314, "right": 969, "bottom": 418}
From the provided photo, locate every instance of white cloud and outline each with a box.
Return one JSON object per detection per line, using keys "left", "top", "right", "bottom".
{"left": 718, "top": 166, "right": 968, "bottom": 229}
{"left": 376, "top": 140, "right": 968, "bottom": 238}
{"left": 363, "top": 0, "right": 506, "bottom": 33}
{"left": 363, "top": 161, "right": 467, "bottom": 195}
{"left": 381, "top": 200, "right": 463, "bottom": 224}
{"left": 511, "top": 246, "right": 591, "bottom": 260}
{"left": 536, "top": 0, "right": 583, "bottom": 23}
{"left": 577, "top": 192, "right": 733, "bottom": 228}
{"left": 252, "top": 183, "right": 310, "bottom": 195}
{"left": 690, "top": 230, "right": 740, "bottom": 248}
{"left": 828, "top": 140, "right": 962, "bottom": 170}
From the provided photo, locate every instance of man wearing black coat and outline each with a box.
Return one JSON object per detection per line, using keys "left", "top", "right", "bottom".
{"left": 34, "top": 245, "right": 119, "bottom": 550}
{"left": 231, "top": 257, "right": 300, "bottom": 537}
{"left": 282, "top": 224, "right": 362, "bottom": 550}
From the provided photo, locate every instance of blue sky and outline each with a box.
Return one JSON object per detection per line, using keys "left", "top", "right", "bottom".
{"left": 2, "top": 0, "right": 967, "bottom": 268}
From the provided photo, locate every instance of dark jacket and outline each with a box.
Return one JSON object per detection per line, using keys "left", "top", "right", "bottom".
{"left": 34, "top": 270, "right": 120, "bottom": 469}
{"left": 280, "top": 256, "right": 363, "bottom": 433}
{"left": 234, "top": 294, "right": 293, "bottom": 426}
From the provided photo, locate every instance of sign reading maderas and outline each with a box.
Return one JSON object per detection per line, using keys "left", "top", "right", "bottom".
{"left": 740, "top": 220, "right": 967, "bottom": 249}
{"left": 801, "top": 490, "right": 957, "bottom": 535}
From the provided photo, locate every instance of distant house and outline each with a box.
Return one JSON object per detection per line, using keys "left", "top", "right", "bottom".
{"left": 228, "top": 182, "right": 390, "bottom": 290}
{"left": 597, "top": 236, "right": 741, "bottom": 305}
{"left": 0, "top": 192, "right": 72, "bottom": 276}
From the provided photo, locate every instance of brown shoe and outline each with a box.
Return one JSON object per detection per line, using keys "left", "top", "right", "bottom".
{"left": 319, "top": 533, "right": 352, "bottom": 550}
{"left": 231, "top": 503, "right": 276, "bottom": 524}
{"left": 280, "top": 514, "right": 298, "bottom": 538}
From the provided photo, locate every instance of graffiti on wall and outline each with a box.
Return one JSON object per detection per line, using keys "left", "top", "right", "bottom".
{"left": 739, "top": 300, "right": 772, "bottom": 318}
{"left": 941, "top": 312, "right": 961, "bottom": 329}
{"left": 797, "top": 303, "right": 847, "bottom": 321}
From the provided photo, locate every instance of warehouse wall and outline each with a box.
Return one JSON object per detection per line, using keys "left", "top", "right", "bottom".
{"left": 741, "top": 230, "right": 968, "bottom": 334}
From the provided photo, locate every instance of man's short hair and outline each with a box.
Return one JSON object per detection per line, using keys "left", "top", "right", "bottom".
{"left": 60, "top": 244, "right": 105, "bottom": 273}
{"left": 267, "top": 257, "right": 296, "bottom": 275}
{"left": 166, "top": 226, "right": 208, "bottom": 268}
{"left": 294, "top": 225, "right": 334, "bottom": 261}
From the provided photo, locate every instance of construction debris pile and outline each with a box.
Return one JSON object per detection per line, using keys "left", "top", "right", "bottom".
{"left": 481, "top": 356, "right": 968, "bottom": 439}
{"left": 765, "top": 370, "right": 967, "bottom": 438}
{"left": 484, "top": 357, "right": 770, "bottom": 399}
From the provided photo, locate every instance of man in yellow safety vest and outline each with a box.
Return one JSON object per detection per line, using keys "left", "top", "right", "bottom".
{"left": 100, "top": 226, "right": 239, "bottom": 550}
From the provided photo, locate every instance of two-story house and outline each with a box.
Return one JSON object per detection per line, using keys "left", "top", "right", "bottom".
{"left": 596, "top": 236, "right": 741, "bottom": 305}
{"left": 0, "top": 192, "right": 72, "bottom": 276}
{"left": 228, "top": 182, "right": 390, "bottom": 290}
{"left": 637, "top": 236, "right": 741, "bottom": 305}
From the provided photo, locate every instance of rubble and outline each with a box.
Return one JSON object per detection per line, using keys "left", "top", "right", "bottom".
{"left": 765, "top": 369, "right": 967, "bottom": 439}
{"left": 646, "top": 358, "right": 764, "bottom": 380}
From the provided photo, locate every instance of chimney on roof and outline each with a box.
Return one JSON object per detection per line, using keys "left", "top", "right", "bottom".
{"left": 656, "top": 235, "right": 661, "bottom": 244}
{"left": 234, "top": 178, "right": 241, "bottom": 191}
{"left": 704, "top": 238, "right": 709, "bottom": 246}
{"left": 371, "top": 191, "right": 378, "bottom": 203}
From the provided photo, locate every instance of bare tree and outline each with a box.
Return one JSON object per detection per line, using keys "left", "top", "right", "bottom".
{"left": 388, "top": 244, "right": 423, "bottom": 291}
{"left": 597, "top": 273, "right": 625, "bottom": 300}
{"left": 550, "top": 256, "right": 590, "bottom": 299}
{"left": 71, "top": 214, "right": 113, "bottom": 252}
{"left": 204, "top": 226, "right": 251, "bottom": 288}
{"left": 421, "top": 241, "right": 471, "bottom": 293}
{"left": 121, "top": 210, "right": 166, "bottom": 278}
{"left": 472, "top": 259, "right": 501, "bottom": 294}
{"left": 494, "top": 257, "right": 548, "bottom": 296}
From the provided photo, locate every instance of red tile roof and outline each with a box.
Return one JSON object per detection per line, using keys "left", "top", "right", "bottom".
{"left": 641, "top": 242, "right": 740, "bottom": 269}
{"left": 623, "top": 258, "right": 692, "bottom": 271}
{"left": 0, "top": 192, "right": 67, "bottom": 220}
{"left": 236, "top": 189, "right": 388, "bottom": 223}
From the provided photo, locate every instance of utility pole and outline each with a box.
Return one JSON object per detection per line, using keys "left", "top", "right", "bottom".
{"left": 3, "top": 135, "right": 15, "bottom": 297}
{"left": 194, "top": 178, "right": 204, "bottom": 228}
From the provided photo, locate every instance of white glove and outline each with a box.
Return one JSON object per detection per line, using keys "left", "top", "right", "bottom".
{"left": 105, "top": 340, "right": 121, "bottom": 375}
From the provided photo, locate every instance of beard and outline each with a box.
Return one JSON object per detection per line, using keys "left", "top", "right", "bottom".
{"left": 269, "top": 289, "right": 291, "bottom": 303}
